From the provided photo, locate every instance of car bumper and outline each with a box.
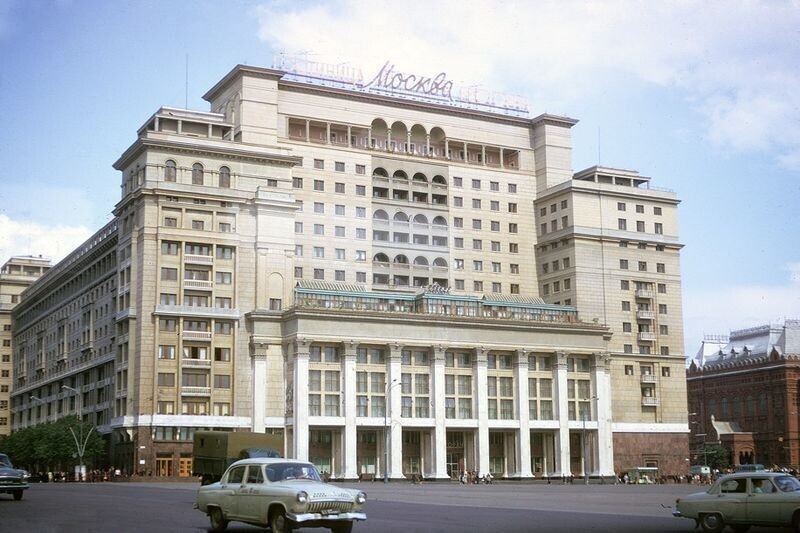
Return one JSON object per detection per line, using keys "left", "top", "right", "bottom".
{"left": 0, "top": 482, "right": 29, "bottom": 492}
{"left": 289, "top": 511, "right": 367, "bottom": 523}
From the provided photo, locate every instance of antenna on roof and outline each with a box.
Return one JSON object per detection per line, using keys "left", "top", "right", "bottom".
{"left": 597, "top": 126, "right": 601, "bottom": 165}
{"left": 185, "top": 54, "right": 189, "bottom": 109}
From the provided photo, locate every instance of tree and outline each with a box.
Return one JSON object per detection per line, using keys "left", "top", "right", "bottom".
{"left": 700, "top": 443, "right": 731, "bottom": 471}
{"left": 0, "top": 417, "right": 105, "bottom": 472}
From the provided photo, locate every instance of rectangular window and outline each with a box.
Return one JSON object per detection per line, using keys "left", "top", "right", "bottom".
{"left": 314, "top": 224, "right": 324, "bottom": 235}
{"left": 473, "top": 280, "right": 483, "bottom": 292}
{"left": 161, "top": 267, "right": 178, "bottom": 281}
{"left": 490, "top": 200, "right": 499, "bottom": 211}
{"left": 356, "top": 164, "right": 366, "bottom": 175}
{"left": 472, "top": 219, "right": 482, "bottom": 230}
{"left": 356, "top": 185, "right": 366, "bottom": 196}
{"left": 657, "top": 263, "right": 666, "bottom": 273}
{"left": 314, "top": 179, "right": 324, "bottom": 191}
{"left": 472, "top": 198, "right": 481, "bottom": 209}
{"left": 314, "top": 269, "right": 324, "bottom": 280}
{"left": 192, "top": 220, "right": 205, "bottom": 230}
{"left": 218, "top": 222, "right": 232, "bottom": 233}
{"left": 509, "top": 223, "right": 518, "bottom": 233}
{"left": 335, "top": 226, "right": 345, "bottom": 237}
{"left": 335, "top": 161, "right": 345, "bottom": 172}
{"left": 214, "top": 375, "right": 231, "bottom": 389}
{"left": 654, "top": 222, "right": 663, "bottom": 234}
{"left": 471, "top": 179, "right": 481, "bottom": 189}
{"left": 314, "top": 159, "right": 324, "bottom": 169}
{"left": 157, "top": 373, "right": 175, "bottom": 387}
{"left": 619, "top": 259, "right": 628, "bottom": 270}
{"left": 294, "top": 222, "right": 303, "bottom": 234}
{"left": 638, "top": 261, "right": 647, "bottom": 271}
{"left": 618, "top": 219, "right": 627, "bottom": 230}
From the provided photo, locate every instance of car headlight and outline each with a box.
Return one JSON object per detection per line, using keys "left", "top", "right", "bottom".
{"left": 356, "top": 491, "right": 366, "bottom": 504}
{"left": 296, "top": 491, "right": 308, "bottom": 504}
{"left": 21, "top": 470, "right": 31, "bottom": 479}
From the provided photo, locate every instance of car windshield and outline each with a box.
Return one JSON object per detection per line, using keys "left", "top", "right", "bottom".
{"left": 0, "top": 455, "right": 12, "bottom": 468}
{"left": 265, "top": 463, "right": 321, "bottom": 482}
{"left": 775, "top": 475, "right": 800, "bottom": 492}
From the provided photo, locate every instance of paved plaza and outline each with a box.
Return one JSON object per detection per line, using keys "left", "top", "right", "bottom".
{"left": 0, "top": 480, "right": 783, "bottom": 533}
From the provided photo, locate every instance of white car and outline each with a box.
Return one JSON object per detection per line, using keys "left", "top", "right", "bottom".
{"left": 195, "top": 458, "right": 366, "bottom": 533}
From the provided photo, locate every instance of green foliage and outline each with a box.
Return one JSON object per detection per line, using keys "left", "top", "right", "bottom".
{"left": 698, "top": 443, "right": 731, "bottom": 470}
{"left": 0, "top": 416, "right": 105, "bottom": 471}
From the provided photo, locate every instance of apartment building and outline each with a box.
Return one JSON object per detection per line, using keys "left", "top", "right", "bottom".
{"left": 10, "top": 60, "right": 687, "bottom": 478}
{"left": 0, "top": 256, "right": 50, "bottom": 436}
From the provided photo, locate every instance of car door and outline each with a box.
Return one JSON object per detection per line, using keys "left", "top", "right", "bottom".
{"left": 222, "top": 465, "right": 246, "bottom": 520}
{"left": 714, "top": 478, "right": 748, "bottom": 523}
{"left": 236, "top": 465, "right": 266, "bottom": 524}
{"left": 746, "top": 477, "right": 783, "bottom": 525}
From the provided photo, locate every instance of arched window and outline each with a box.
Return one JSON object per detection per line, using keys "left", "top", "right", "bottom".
{"left": 373, "top": 253, "right": 390, "bottom": 263}
{"left": 433, "top": 257, "right": 448, "bottom": 267}
{"left": 413, "top": 214, "right": 429, "bottom": 224}
{"left": 219, "top": 166, "right": 231, "bottom": 188}
{"left": 432, "top": 175, "right": 446, "bottom": 185}
{"left": 192, "top": 163, "right": 204, "bottom": 185}
{"left": 393, "top": 170, "right": 408, "bottom": 180}
{"left": 394, "top": 255, "right": 409, "bottom": 264}
{"left": 164, "top": 160, "right": 177, "bottom": 182}
{"left": 412, "top": 173, "right": 428, "bottom": 183}
{"left": 432, "top": 216, "right": 448, "bottom": 226}
{"left": 413, "top": 256, "right": 429, "bottom": 266}
{"left": 373, "top": 210, "right": 389, "bottom": 220}
{"left": 393, "top": 212, "right": 409, "bottom": 222}
{"left": 372, "top": 167, "right": 388, "bottom": 178}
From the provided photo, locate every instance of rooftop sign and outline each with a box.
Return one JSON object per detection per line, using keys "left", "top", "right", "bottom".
{"left": 273, "top": 55, "right": 529, "bottom": 118}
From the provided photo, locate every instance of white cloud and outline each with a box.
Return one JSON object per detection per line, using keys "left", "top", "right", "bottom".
{"left": 682, "top": 263, "right": 800, "bottom": 356}
{"left": 0, "top": 214, "right": 93, "bottom": 268}
{"left": 256, "top": 0, "right": 800, "bottom": 168}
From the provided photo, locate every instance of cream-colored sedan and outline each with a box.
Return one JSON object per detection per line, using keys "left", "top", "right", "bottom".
{"left": 195, "top": 458, "right": 366, "bottom": 533}
{"left": 673, "top": 471, "right": 800, "bottom": 532}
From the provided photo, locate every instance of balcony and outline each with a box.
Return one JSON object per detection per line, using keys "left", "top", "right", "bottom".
{"left": 183, "top": 279, "right": 213, "bottom": 290}
{"left": 182, "top": 330, "right": 212, "bottom": 341}
{"left": 635, "top": 289, "right": 655, "bottom": 299}
{"left": 640, "top": 374, "right": 657, "bottom": 384}
{"left": 641, "top": 396, "right": 659, "bottom": 406}
{"left": 637, "top": 310, "right": 655, "bottom": 320}
{"left": 182, "top": 358, "right": 212, "bottom": 368}
{"left": 155, "top": 304, "right": 240, "bottom": 319}
{"left": 181, "top": 386, "right": 211, "bottom": 396}
{"left": 184, "top": 254, "right": 213, "bottom": 265}
{"left": 638, "top": 332, "right": 656, "bottom": 342}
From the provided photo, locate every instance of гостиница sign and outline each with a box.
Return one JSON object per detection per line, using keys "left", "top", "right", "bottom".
{"left": 362, "top": 61, "right": 454, "bottom": 101}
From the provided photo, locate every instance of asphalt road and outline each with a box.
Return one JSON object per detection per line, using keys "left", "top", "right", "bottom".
{"left": 0, "top": 481, "right": 793, "bottom": 533}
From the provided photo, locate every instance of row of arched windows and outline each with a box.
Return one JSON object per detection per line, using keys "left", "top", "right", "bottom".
{"left": 372, "top": 167, "right": 446, "bottom": 185}
{"left": 164, "top": 160, "right": 231, "bottom": 188}
{"left": 372, "top": 210, "right": 447, "bottom": 226}
{"left": 373, "top": 253, "right": 448, "bottom": 267}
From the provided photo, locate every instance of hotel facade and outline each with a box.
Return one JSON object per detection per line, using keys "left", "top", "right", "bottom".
{"left": 10, "top": 61, "right": 688, "bottom": 479}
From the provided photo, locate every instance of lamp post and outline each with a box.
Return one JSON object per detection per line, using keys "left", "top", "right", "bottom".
{"left": 29, "top": 395, "right": 45, "bottom": 425}
{"left": 695, "top": 433, "right": 708, "bottom": 467}
{"left": 582, "top": 396, "right": 599, "bottom": 484}
{"left": 63, "top": 385, "right": 95, "bottom": 481}
{"left": 384, "top": 378, "right": 400, "bottom": 484}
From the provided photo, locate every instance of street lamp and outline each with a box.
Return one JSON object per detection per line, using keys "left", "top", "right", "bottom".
{"left": 384, "top": 378, "right": 400, "bottom": 484}
{"left": 582, "top": 396, "right": 599, "bottom": 484}
{"left": 30, "top": 395, "right": 45, "bottom": 425}
{"left": 695, "top": 433, "right": 709, "bottom": 466}
{"left": 63, "top": 385, "right": 95, "bottom": 481}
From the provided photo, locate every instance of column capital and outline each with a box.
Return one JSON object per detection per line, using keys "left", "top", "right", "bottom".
{"left": 388, "top": 342, "right": 404, "bottom": 360}
{"left": 474, "top": 346, "right": 488, "bottom": 366}
{"left": 555, "top": 351, "right": 568, "bottom": 369}
{"left": 592, "top": 351, "right": 612, "bottom": 371}
{"left": 250, "top": 341, "right": 269, "bottom": 359}
{"left": 515, "top": 349, "right": 529, "bottom": 367}
{"left": 432, "top": 344, "right": 447, "bottom": 363}
{"left": 342, "top": 339, "right": 359, "bottom": 357}
{"left": 294, "top": 337, "right": 311, "bottom": 359}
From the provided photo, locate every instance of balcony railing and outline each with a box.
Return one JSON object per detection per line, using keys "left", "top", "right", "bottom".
{"left": 638, "top": 332, "right": 656, "bottom": 342}
{"left": 640, "top": 374, "right": 657, "bottom": 384}
{"left": 637, "top": 310, "right": 655, "bottom": 320}
{"left": 181, "top": 386, "right": 211, "bottom": 396}
{"left": 641, "top": 396, "right": 659, "bottom": 406}
{"left": 182, "top": 330, "right": 212, "bottom": 341}
{"left": 635, "top": 289, "right": 655, "bottom": 299}
{"left": 183, "top": 279, "right": 213, "bottom": 290}
{"left": 184, "top": 254, "right": 213, "bottom": 265}
{"left": 155, "top": 304, "right": 240, "bottom": 319}
{"left": 182, "top": 358, "right": 212, "bottom": 368}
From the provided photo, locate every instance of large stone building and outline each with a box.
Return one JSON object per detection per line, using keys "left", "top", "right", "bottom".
{"left": 0, "top": 256, "right": 50, "bottom": 436}
{"left": 687, "top": 320, "right": 800, "bottom": 468}
{"left": 10, "top": 60, "right": 688, "bottom": 478}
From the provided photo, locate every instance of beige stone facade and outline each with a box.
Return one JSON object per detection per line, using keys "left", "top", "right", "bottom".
{"left": 0, "top": 256, "right": 50, "bottom": 436}
{"left": 10, "top": 63, "right": 687, "bottom": 478}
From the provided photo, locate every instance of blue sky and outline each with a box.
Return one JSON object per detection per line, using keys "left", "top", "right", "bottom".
{"left": 1, "top": 0, "right": 798, "bottom": 356}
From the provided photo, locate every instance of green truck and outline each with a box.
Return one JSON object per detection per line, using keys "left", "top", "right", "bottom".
{"left": 192, "top": 431, "right": 284, "bottom": 485}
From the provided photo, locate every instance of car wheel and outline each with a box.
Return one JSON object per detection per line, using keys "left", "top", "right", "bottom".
{"left": 208, "top": 507, "right": 228, "bottom": 532}
{"left": 731, "top": 525, "right": 750, "bottom": 533}
{"left": 331, "top": 522, "right": 353, "bottom": 533}
{"left": 12, "top": 490, "right": 23, "bottom": 501}
{"left": 270, "top": 508, "right": 294, "bottom": 533}
{"left": 699, "top": 513, "right": 724, "bottom": 533}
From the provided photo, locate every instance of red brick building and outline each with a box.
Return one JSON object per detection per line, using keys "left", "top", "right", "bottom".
{"left": 686, "top": 321, "right": 800, "bottom": 469}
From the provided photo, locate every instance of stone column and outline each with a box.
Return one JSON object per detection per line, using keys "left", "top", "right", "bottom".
{"left": 445, "top": 139, "right": 450, "bottom": 159}
{"left": 513, "top": 349, "right": 532, "bottom": 478}
{"left": 426, "top": 134, "right": 431, "bottom": 156}
{"left": 305, "top": 120, "right": 310, "bottom": 142}
{"left": 431, "top": 344, "right": 449, "bottom": 479}
{"left": 251, "top": 343, "right": 268, "bottom": 433}
{"left": 292, "top": 339, "right": 310, "bottom": 461}
{"left": 481, "top": 146, "right": 486, "bottom": 166}
{"left": 406, "top": 131, "right": 412, "bottom": 154}
{"left": 326, "top": 123, "right": 331, "bottom": 144}
{"left": 500, "top": 148, "right": 505, "bottom": 168}
{"left": 367, "top": 127, "right": 372, "bottom": 148}
{"left": 463, "top": 141, "right": 468, "bottom": 162}
{"left": 388, "top": 343, "right": 404, "bottom": 479}
{"left": 593, "top": 352, "right": 615, "bottom": 477}
{"left": 342, "top": 341, "right": 358, "bottom": 480}
{"left": 474, "top": 347, "right": 490, "bottom": 477}
{"left": 553, "top": 351, "right": 571, "bottom": 478}
{"left": 386, "top": 130, "right": 392, "bottom": 151}
{"left": 347, "top": 126, "right": 352, "bottom": 147}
